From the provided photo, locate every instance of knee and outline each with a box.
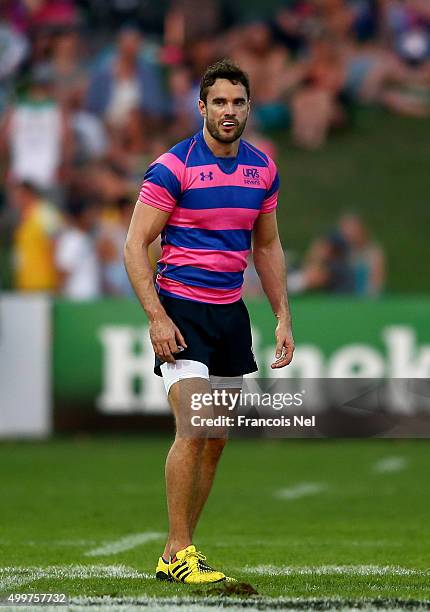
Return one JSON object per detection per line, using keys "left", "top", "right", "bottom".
{"left": 205, "top": 437, "right": 227, "bottom": 460}
{"left": 174, "top": 436, "right": 206, "bottom": 457}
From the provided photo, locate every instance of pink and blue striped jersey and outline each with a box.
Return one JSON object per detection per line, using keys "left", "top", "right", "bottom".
{"left": 138, "top": 130, "right": 280, "bottom": 304}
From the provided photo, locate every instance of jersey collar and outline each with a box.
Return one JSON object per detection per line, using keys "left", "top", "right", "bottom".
{"left": 196, "top": 129, "right": 241, "bottom": 175}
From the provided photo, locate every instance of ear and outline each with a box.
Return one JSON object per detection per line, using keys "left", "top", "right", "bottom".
{"left": 198, "top": 99, "right": 206, "bottom": 118}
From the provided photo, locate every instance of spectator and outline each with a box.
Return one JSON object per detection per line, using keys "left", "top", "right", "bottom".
{"left": 56, "top": 198, "right": 101, "bottom": 300}
{"left": 85, "top": 26, "right": 167, "bottom": 175}
{"left": 184, "top": 36, "right": 219, "bottom": 81}
{"left": 167, "top": 64, "right": 201, "bottom": 139}
{"left": 68, "top": 83, "right": 107, "bottom": 164}
{"left": 47, "top": 27, "right": 88, "bottom": 107}
{"left": 11, "top": 180, "right": 62, "bottom": 292}
{"left": 1, "top": 64, "right": 73, "bottom": 193}
{"left": 97, "top": 196, "right": 135, "bottom": 297}
{"left": 287, "top": 233, "right": 355, "bottom": 294}
{"left": 338, "top": 213, "right": 385, "bottom": 296}
{"left": 0, "top": 0, "right": 427, "bottom": 298}
{"left": 383, "top": 0, "right": 430, "bottom": 65}
{"left": 292, "top": 34, "right": 348, "bottom": 149}
{"left": 20, "top": 0, "right": 77, "bottom": 31}
{"left": 85, "top": 26, "right": 165, "bottom": 135}
{"left": 0, "top": 17, "right": 28, "bottom": 112}
{"left": 165, "top": 0, "right": 224, "bottom": 45}
{"left": 232, "top": 20, "right": 291, "bottom": 130}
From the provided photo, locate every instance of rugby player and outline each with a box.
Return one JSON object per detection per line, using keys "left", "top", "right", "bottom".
{"left": 124, "top": 59, "right": 294, "bottom": 584}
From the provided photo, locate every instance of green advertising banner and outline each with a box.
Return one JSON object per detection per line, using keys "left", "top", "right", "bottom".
{"left": 53, "top": 296, "right": 430, "bottom": 429}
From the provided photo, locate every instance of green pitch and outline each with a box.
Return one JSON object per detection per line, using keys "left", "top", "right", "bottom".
{"left": 0, "top": 437, "right": 429, "bottom": 608}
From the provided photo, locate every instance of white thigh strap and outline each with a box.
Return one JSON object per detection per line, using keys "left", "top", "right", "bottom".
{"left": 160, "top": 359, "right": 209, "bottom": 395}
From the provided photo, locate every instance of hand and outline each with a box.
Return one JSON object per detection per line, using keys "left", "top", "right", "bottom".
{"left": 271, "top": 319, "right": 294, "bottom": 369}
{"left": 150, "top": 314, "right": 187, "bottom": 364}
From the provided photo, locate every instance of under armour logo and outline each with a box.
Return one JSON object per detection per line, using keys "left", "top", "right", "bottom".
{"left": 200, "top": 171, "right": 214, "bottom": 181}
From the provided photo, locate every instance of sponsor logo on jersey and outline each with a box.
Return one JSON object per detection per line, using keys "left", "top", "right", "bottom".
{"left": 243, "top": 168, "right": 260, "bottom": 185}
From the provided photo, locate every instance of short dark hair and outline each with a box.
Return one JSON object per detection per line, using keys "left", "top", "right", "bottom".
{"left": 17, "top": 180, "right": 41, "bottom": 197}
{"left": 199, "top": 59, "right": 250, "bottom": 104}
{"left": 65, "top": 197, "right": 96, "bottom": 220}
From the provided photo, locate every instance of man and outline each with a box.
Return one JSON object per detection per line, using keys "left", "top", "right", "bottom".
{"left": 124, "top": 59, "right": 294, "bottom": 585}
{"left": 1, "top": 65, "right": 71, "bottom": 193}
{"left": 56, "top": 199, "right": 101, "bottom": 300}
{"left": 12, "top": 181, "right": 62, "bottom": 292}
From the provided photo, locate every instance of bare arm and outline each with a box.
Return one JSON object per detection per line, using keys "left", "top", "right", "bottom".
{"left": 124, "top": 202, "right": 186, "bottom": 363}
{"left": 253, "top": 211, "right": 294, "bottom": 368}
{"left": 369, "top": 245, "right": 385, "bottom": 296}
{"left": 60, "top": 109, "right": 74, "bottom": 176}
{"left": 0, "top": 109, "right": 12, "bottom": 159}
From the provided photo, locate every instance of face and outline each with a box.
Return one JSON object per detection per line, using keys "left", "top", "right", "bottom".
{"left": 118, "top": 30, "right": 141, "bottom": 59}
{"left": 245, "top": 22, "right": 271, "bottom": 53}
{"left": 11, "top": 185, "right": 33, "bottom": 210}
{"left": 340, "top": 215, "right": 366, "bottom": 246}
{"left": 199, "top": 78, "right": 250, "bottom": 144}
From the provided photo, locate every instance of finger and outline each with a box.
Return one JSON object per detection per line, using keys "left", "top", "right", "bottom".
{"left": 154, "top": 343, "right": 164, "bottom": 361}
{"left": 271, "top": 355, "right": 289, "bottom": 368}
{"left": 275, "top": 338, "right": 284, "bottom": 360}
{"left": 174, "top": 325, "right": 187, "bottom": 348}
{"left": 161, "top": 342, "right": 175, "bottom": 363}
{"left": 271, "top": 344, "right": 294, "bottom": 368}
{"left": 168, "top": 337, "right": 180, "bottom": 355}
{"left": 271, "top": 356, "right": 290, "bottom": 369}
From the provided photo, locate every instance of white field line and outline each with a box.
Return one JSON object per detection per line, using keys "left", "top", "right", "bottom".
{"left": 20, "top": 594, "right": 430, "bottom": 611}
{"left": 274, "top": 482, "right": 328, "bottom": 500}
{"left": 3, "top": 563, "right": 429, "bottom": 594}
{"left": 240, "top": 564, "right": 430, "bottom": 577}
{"left": 84, "top": 532, "right": 165, "bottom": 557}
{"left": 0, "top": 564, "right": 151, "bottom": 591}
{"left": 373, "top": 457, "right": 408, "bottom": 474}
{"left": 26, "top": 539, "right": 97, "bottom": 547}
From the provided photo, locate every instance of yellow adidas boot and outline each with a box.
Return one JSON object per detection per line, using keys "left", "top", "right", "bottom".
{"left": 169, "top": 545, "right": 226, "bottom": 584}
{"left": 155, "top": 556, "right": 171, "bottom": 581}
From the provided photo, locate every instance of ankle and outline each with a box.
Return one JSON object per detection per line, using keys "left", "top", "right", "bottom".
{"left": 162, "top": 544, "right": 170, "bottom": 560}
{"left": 170, "top": 540, "right": 192, "bottom": 558}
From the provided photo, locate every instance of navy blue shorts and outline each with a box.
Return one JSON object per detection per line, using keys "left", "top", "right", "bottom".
{"left": 154, "top": 294, "right": 258, "bottom": 377}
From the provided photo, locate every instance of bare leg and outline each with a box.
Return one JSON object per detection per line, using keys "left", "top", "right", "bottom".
{"left": 162, "top": 437, "right": 227, "bottom": 559}
{"left": 161, "top": 382, "right": 237, "bottom": 559}
{"left": 189, "top": 437, "right": 227, "bottom": 537}
{"left": 162, "top": 377, "right": 212, "bottom": 557}
{"left": 292, "top": 87, "right": 334, "bottom": 150}
{"left": 381, "top": 89, "right": 429, "bottom": 117}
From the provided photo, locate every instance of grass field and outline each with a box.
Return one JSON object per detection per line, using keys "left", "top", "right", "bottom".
{"left": 0, "top": 437, "right": 429, "bottom": 610}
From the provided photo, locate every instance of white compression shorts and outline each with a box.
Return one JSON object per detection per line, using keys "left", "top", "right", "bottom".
{"left": 160, "top": 359, "right": 243, "bottom": 395}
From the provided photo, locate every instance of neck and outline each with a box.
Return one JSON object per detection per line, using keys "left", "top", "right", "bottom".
{"left": 203, "top": 125, "right": 240, "bottom": 157}
{"left": 116, "top": 56, "right": 137, "bottom": 75}
{"left": 21, "top": 198, "right": 37, "bottom": 216}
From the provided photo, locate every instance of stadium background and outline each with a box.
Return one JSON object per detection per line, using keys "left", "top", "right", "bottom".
{"left": 0, "top": 0, "right": 429, "bottom": 608}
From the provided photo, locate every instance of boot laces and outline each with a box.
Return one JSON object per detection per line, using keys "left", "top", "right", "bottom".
{"left": 183, "top": 549, "right": 213, "bottom": 573}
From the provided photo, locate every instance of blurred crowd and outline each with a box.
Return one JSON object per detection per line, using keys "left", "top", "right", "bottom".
{"left": 244, "top": 211, "right": 385, "bottom": 297}
{"left": 1, "top": 0, "right": 426, "bottom": 298}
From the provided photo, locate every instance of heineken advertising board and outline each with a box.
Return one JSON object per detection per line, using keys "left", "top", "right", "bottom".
{"left": 53, "top": 297, "right": 430, "bottom": 432}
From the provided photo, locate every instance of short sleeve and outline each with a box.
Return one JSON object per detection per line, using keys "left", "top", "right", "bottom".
{"left": 138, "top": 153, "right": 183, "bottom": 213}
{"left": 260, "top": 156, "right": 280, "bottom": 214}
